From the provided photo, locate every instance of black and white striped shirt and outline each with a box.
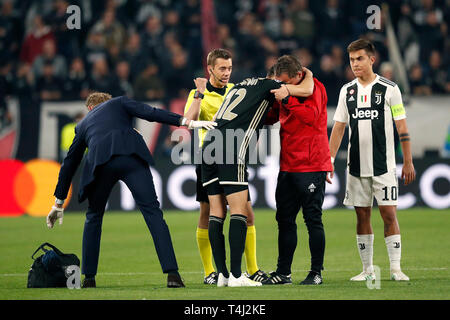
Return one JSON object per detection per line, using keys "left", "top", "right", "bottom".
{"left": 333, "top": 74, "right": 406, "bottom": 177}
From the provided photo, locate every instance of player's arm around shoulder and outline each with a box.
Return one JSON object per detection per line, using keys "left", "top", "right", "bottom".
{"left": 184, "top": 78, "right": 208, "bottom": 121}
{"left": 270, "top": 67, "right": 314, "bottom": 101}
{"left": 286, "top": 67, "right": 314, "bottom": 98}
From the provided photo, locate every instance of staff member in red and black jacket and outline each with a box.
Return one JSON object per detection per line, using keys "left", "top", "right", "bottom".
{"left": 263, "top": 55, "right": 332, "bottom": 286}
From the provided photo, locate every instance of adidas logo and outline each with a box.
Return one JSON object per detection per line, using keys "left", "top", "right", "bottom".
{"left": 308, "top": 183, "right": 316, "bottom": 193}
{"left": 348, "top": 96, "right": 355, "bottom": 101}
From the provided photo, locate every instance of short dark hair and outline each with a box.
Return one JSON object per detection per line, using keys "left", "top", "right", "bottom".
{"left": 275, "top": 55, "right": 302, "bottom": 78}
{"left": 347, "top": 39, "right": 376, "bottom": 56}
{"left": 207, "top": 48, "right": 232, "bottom": 67}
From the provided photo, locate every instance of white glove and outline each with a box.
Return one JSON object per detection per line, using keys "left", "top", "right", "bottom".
{"left": 47, "top": 206, "right": 64, "bottom": 228}
{"left": 187, "top": 120, "right": 217, "bottom": 130}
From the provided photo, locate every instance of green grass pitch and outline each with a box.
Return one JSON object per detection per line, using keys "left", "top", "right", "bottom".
{"left": 0, "top": 208, "right": 448, "bottom": 300}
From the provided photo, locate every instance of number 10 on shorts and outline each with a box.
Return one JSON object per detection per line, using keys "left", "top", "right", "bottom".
{"left": 382, "top": 186, "right": 397, "bottom": 201}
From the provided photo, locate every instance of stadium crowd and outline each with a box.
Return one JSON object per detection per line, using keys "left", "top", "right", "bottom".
{"left": 0, "top": 0, "right": 449, "bottom": 128}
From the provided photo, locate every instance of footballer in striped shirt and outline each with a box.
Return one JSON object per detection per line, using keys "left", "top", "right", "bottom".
{"left": 329, "top": 39, "right": 416, "bottom": 282}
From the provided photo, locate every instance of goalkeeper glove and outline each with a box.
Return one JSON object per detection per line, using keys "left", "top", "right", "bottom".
{"left": 46, "top": 206, "right": 64, "bottom": 228}
{"left": 187, "top": 120, "right": 217, "bottom": 130}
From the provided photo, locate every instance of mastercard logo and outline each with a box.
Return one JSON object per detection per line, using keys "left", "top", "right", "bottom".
{"left": 0, "top": 159, "right": 72, "bottom": 217}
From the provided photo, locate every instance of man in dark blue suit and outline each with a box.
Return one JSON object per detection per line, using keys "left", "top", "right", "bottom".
{"left": 46, "top": 92, "right": 216, "bottom": 288}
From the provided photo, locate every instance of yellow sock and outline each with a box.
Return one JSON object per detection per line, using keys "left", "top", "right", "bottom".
{"left": 244, "top": 225, "right": 259, "bottom": 275}
{"left": 196, "top": 227, "right": 215, "bottom": 276}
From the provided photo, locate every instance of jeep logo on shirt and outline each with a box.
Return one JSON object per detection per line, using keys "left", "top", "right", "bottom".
{"left": 351, "top": 108, "right": 379, "bottom": 120}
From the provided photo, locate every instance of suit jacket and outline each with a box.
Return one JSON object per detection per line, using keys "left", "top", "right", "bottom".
{"left": 54, "top": 96, "right": 182, "bottom": 202}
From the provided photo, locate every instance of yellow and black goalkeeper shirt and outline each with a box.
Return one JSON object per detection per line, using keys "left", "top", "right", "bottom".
{"left": 184, "top": 81, "right": 234, "bottom": 147}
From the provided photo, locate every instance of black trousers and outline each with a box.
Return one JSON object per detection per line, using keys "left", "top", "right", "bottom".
{"left": 275, "top": 171, "right": 326, "bottom": 275}
{"left": 81, "top": 155, "right": 178, "bottom": 276}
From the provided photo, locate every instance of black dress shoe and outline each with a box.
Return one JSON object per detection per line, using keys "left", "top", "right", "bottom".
{"left": 167, "top": 273, "right": 185, "bottom": 288}
{"left": 82, "top": 278, "right": 96, "bottom": 288}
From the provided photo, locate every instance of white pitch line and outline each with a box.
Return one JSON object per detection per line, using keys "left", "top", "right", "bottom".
{"left": 1, "top": 267, "right": 447, "bottom": 277}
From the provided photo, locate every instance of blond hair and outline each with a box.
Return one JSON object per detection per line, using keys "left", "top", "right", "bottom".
{"left": 85, "top": 92, "right": 112, "bottom": 109}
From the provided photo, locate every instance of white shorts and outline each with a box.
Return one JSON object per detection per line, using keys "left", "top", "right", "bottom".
{"left": 343, "top": 169, "right": 398, "bottom": 207}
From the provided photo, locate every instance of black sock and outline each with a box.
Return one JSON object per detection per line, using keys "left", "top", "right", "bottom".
{"left": 167, "top": 270, "right": 180, "bottom": 277}
{"left": 84, "top": 274, "right": 95, "bottom": 280}
{"left": 229, "top": 214, "right": 247, "bottom": 279}
{"left": 208, "top": 216, "right": 229, "bottom": 278}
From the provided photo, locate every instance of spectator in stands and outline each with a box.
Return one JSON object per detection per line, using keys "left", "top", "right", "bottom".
{"left": 32, "top": 39, "right": 67, "bottom": 79}
{"left": 133, "top": 63, "right": 165, "bottom": 101}
{"left": 412, "top": 0, "right": 445, "bottom": 63}
{"left": 180, "top": 0, "right": 201, "bottom": 32}
{"left": 235, "top": 13, "right": 266, "bottom": 74}
{"left": 4, "top": 0, "right": 448, "bottom": 106}
{"left": 64, "top": 57, "right": 89, "bottom": 100}
{"left": 163, "top": 48, "right": 193, "bottom": 99}
{"left": 330, "top": 44, "right": 345, "bottom": 79}
{"left": 86, "top": 58, "right": 114, "bottom": 94}
{"left": 83, "top": 29, "right": 108, "bottom": 73}
{"left": 293, "top": 48, "right": 317, "bottom": 73}
{"left": 163, "top": 9, "right": 182, "bottom": 38}
{"left": 107, "top": 42, "right": 122, "bottom": 68}
{"left": 317, "top": 54, "right": 342, "bottom": 104}
{"left": 409, "top": 63, "right": 432, "bottom": 95}
{"left": 19, "top": 15, "right": 55, "bottom": 64}
{"left": 13, "top": 63, "right": 34, "bottom": 97}
{"left": 0, "top": 0, "right": 21, "bottom": 62}
{"left": 276, "top": 18, "right": 299, "bottom": 56}
{"left": 426, "top": 50, "right": 448, "bottom": 93}
{"left": 162, "top": 31, "right": 183, "bottom": 57}
{"left": 45, "top": 0, "right": 79, "bottom": 61}
{"left": 111, "top": 61, "right": 133, "bottom": 97}
{"left": 261, "top": 0, "right": 287, "bottom": 39}
{"left": 380, "top": 62, "right": 395, "bottom": 82}
{"left": 135, "top": 0, "right": 162, "bottom": 29}
{"left": 36, "top": 61, "right": 63, "bottom": 101}
{"left": 90, "top": 9, "right": 126, "bottom": 54}
{"left": 216, "top": 24, "right": 236, "bottom": 53}
{"left": 258, "top": 33, "right": 279, "bottom": 58}
{"left": 141, "top": 15, "right": 165, "bottom": 64}
{"left": 120, "top": 32, "right": 147, "bottom": 83}
{"left": 288, "top": 0, "right": 315, "bottom": 49}
{"left": 317, "top": 0, "right": 348, "bottom": 52}
{"left": 365, "top": 15, "right": 389, "bottom": 63}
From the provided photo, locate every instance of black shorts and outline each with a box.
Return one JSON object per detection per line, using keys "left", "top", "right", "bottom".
{"left": 201, "top": 161, "right": 249, "bottom": 196}
{"left": 195, "top": 164, "right": 209, "bottom": 203}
